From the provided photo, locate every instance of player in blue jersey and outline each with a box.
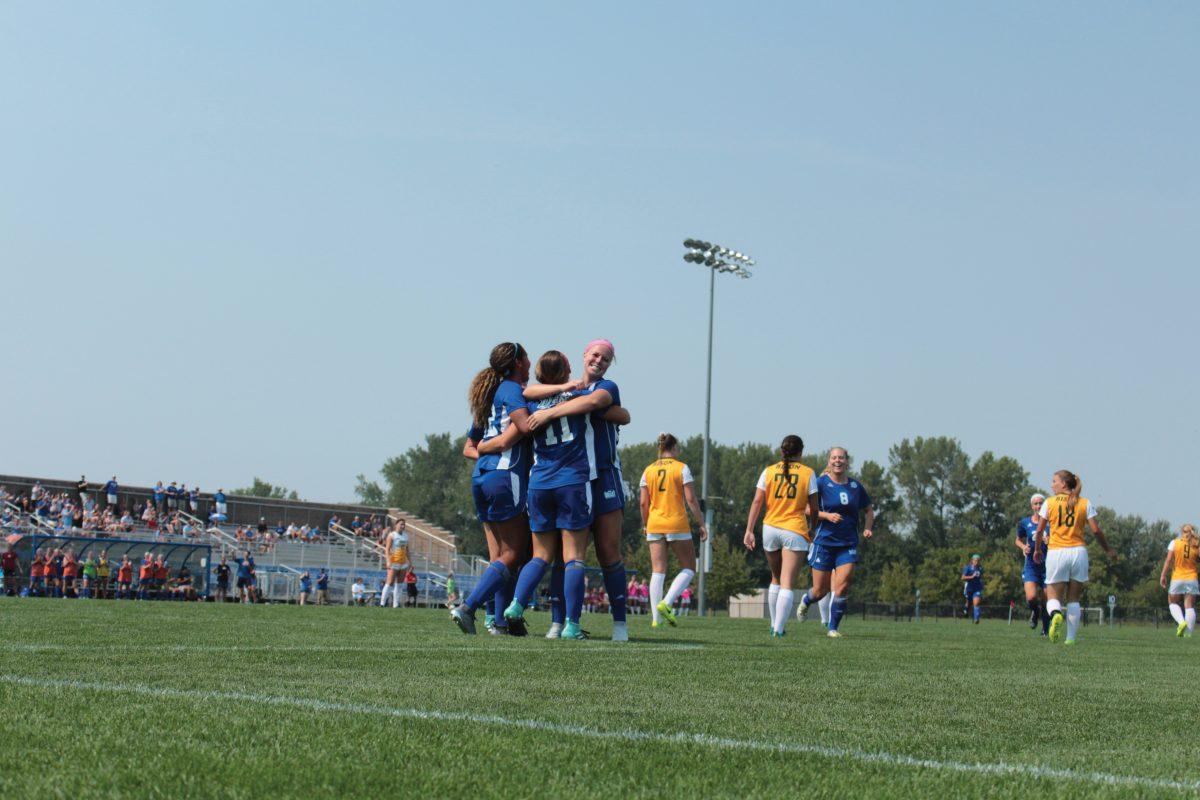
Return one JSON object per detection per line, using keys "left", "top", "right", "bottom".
{"left": 1014, "top": 493, "right": 1050, "bottom": 635}
{"left": 962, "top": 554, "right": 984, "bottom": 623}
{"left": 452, "top": 342, "right": 534, "bottom": 636}
{"left": 521, "top": 339, "right": 631, "bottom": 641}
{"left": 796, "top": 447, "right": 874, "bottom": 638}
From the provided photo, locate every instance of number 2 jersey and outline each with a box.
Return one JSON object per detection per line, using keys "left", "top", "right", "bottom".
{"left": 639, "top": 457, "right": 694, "bottom": 533}
{"left": 813, "top": 474, "right": 872, "bottom": 548}
{"left": 756, "top": 461, "right": 818, "bottom": 539}
{"left": 1038, "top": 494, "right": 1097, "bottom": 549}
{"left": 526, "top": 392, "right": 597, "bottom": 490}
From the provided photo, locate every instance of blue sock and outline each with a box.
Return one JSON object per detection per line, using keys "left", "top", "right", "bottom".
{"left": 550, "top": 560, "right": 566, "bottom": 625}
{"left": 1041, "top": 604, "right": 1051, "bottom": 634}
{"left": 494, "top": 572, "right": 515, "bottom": 628}
{"left": 564, "top": 560, "right": 586, "bottom": 624}
{"left": 601, "top": 561, "right": 627, "bottom": 623}
{"left": 464, "top": 560, "right": 509, "bottom": 613}
{"left": 830, "top": 595, "right": 848, "bottom": 631}
{"left": 801, "top": 592, "right": 813, "bottom": 607}
{"left": 973, "top": 605, "right": 981, "bottom": 622}
{"left": 512, "top": 558, "right": 548, "bottom": 610}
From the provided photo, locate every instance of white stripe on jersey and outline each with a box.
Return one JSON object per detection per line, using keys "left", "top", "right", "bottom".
{"left": 496, "top": 405, "right": 512, "bottom": 470}
{"left": 584, "top": 416, "right": 598, "bottom": 481}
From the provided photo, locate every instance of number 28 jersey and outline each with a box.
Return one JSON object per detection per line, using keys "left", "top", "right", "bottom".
{"left": 756, "top": 461, "right": 818, "bottom": 539}
{"left": 1038, "top": 494, "right": 1096, "bottom": 550}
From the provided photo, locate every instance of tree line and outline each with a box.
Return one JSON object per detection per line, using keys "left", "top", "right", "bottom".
{"left": 356, "top": 434, "right": 1175, "bottom": 609}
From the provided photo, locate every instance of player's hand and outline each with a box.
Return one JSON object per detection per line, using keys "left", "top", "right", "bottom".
{"left": 742, "top": 529, "right": 755, "bottom": 552}
{"left": 526, "top": 410, "right": 551, "bottom": 431}
{"left": 698, "top": 524, "right": 709, "bottom": 541}
{"left": 823, "top": 512, "right": 843, "bottom": 524}
{"left": 1033, "top": 549, "right": 1044, "bottom": 565}
{"left": 1021, "top": 544, "right": 1031, "bottom": 556}
{"left": 1161, "top": 575, "right": 1169, "bottom": 589}
{"left": 569, "top": 377, "right": 588, "bottom": 391}
{"left": 862, "top": 528, "right": 873, "bottom": 539}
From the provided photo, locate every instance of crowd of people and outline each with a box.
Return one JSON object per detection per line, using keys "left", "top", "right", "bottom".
{"left": 1, "top": 543, "right": 203, "bottom": 601}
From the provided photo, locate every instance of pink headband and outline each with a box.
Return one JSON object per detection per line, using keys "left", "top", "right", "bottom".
{"left": 584, "top": 338, "right": 615, "bottom": 358}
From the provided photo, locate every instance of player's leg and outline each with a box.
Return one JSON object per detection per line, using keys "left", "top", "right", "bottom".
{"left": 659, "top": 538, "right": 696, "bottom": 626}
{"left": 827, "top": 560, "right": 856, "bottom": 635}
{"left": 1168, "top": 592, "right": 1186, "bottom": 635}
{"left": 561, "top": 528, "right": 591, "bottom": 639}
{"left": 764, "top": 548, "right": 782, "bottom": 632}
{"left": 1064, "top": 580, "right": 1083, "bottom": 644}
{"left": 546, "top": 554, "right": 565, "bottom": 638}
{"left": 972, "top": 593, "right": 982, "bottom": 623}
{"left": 592, "top": 508, "right": 628, "bottom": 641}
{"left": 772, "top": 547, "right": 803, "bottom": 636}
{"left": 1184, "top": 593, "right": 1196, "bottom": 637}
{"left": 1044, "top": 581, "right": 1066, "bottom": 643}
{"left": 1024, "top": 580, "right": 1040, "bottom": 629}
{"left": 506, "top": 531, "right": 558, "bottom": 622}
{"left": 798, "top": 545, "right": 829, "bottom": 623}
{"left": 649, "top": 539, "right": 669, "bottom": 626}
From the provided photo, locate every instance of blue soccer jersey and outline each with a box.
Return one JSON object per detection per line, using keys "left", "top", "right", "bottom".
{"left": 1015, "top": 516, "right": 1046, "bottom": 569}
{"left": 472, "top": 379, "right": 532, "bottom": 479}
{"left": 962, "top": 564, "right": 983, "bottom": 595}
{"left": 586, "top": 379, "right": 622, "bottom": 470}
{"left": 813, "top": 474, "right": 872, "bottom": 548}
{"left": 527, "top": 393, "right": 597, "bottom": 490}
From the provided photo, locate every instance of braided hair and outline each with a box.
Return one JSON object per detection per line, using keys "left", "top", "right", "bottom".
{"left": 467, "top": 342, "right": 527, "bottom": 429}
{"left": 780, "top": 435, "right": 804, "bottom": 478}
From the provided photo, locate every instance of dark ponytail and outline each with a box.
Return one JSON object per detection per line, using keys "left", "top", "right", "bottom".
{"left": 467, "top": 342, "right": 527, "bottom": 428}
{"left": 780, "top": 435, "right": 804, "bottom": 478}
{"left": 657, "top": 432, "right": 678, "bottom": 456}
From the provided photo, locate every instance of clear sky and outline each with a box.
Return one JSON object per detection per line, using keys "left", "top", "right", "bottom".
{"left": 2, "top": 3, "right": 1196, "bottom": 527}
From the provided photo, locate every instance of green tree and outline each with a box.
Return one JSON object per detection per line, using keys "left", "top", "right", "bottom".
{"left": 232, "top": 478, "right": 299, "bottom": 501}
{"left": 962, "top": 452, "right": 1033, "bottom": 547}
{"left": 915, "top": 547, "right": 972, "bottom": 603}
{"left": 982, "top": 551, "right": 1023, "bottom": 604}
{"left": 878, "top": 561, "right": 914, "bottom": 605}
{"left": 888, "top": 437, "right": 973, "bottom": 549}
{"left": 703, "top": 539, "right": 756, "bottom": 612}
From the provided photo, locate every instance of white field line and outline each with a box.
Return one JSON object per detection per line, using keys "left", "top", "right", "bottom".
{"left": 0, "top": 673, "right": 1194, "bottom": 793}
{"left": 0, "top": 642, "right": 702, "bottom": 654}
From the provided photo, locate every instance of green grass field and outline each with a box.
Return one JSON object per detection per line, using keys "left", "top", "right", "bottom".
{"left": 0, "top": 598, "right": 1194, "bottom": 799}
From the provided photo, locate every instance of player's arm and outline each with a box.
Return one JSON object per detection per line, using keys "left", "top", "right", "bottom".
{"left": 682, "top": 482, "right": 707, "bottom": 541}
{"left": 806, "top": 491, "right": 820, "bottom": 536}
{"left": 743, "top": 489, "right": 766, "bottom": 551}
{"left": 639, "top": 485, "right": 651, "bottom": 531}
{"left": 1014, "top": 527, "right": 1030, "bottom": 557}
{"left": 861, "top": 505, "right": 875, "bottom": 539}
{"left": 1087, "top": 517, "right": 1118, "bottom": 561}
{"left": 602, "top": 405, "right": 630, "bottom": 425}
{"left": 476, "top": 408, "right": 531, "bottom": 455}
{"left": 522, "top": 379, "right": 585, "bottom": 401}
{"left": 527, "top": 389, "right": 614, "bottom": 432}
{"left": 1160, "top": 549, "right": 1175, "bottom": 589}
{"left": 462, "top": 437, "right": 480, "bottom": 460}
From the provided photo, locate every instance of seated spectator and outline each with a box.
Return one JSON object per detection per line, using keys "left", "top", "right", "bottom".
{"left": 172, "top": 565, "right": 196, "bottom": 601}
{"left": 351, "top": 576, "right": 365, "bottom": 605}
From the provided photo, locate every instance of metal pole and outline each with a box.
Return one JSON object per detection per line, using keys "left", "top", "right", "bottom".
{"left": 698, "top": 266, "right": 715, "bottom": 617}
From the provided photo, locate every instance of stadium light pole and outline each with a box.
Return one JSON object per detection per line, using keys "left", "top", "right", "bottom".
{"left": 682, "top": 239, "right": 755, "bottom": 616}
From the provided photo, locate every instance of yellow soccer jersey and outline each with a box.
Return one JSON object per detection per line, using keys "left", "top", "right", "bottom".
{"left": 757, "top": 461, "right": 818, "bottom": 539}
{"left": 387, "top": 532, "right": 409, "bottom": 565}
{"left": 640, "top": 458, "right": 694, "bottom": 534}
{"left": 1169, "top": 537, "right": 1200, "bottom": 582}
{"left": 1038, "top": 494, "right": 1095, "bottom": 549}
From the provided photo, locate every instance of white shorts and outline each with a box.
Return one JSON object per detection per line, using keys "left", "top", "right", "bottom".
{"left": 389, "top": 562, "right": 410, "bottom": 573}
{"left": 763, "top": 525, "right": 809, "bottom": 553}
{"left": 1169, "top": 579, "right": 1200, "bottom": 596}
{"left": 106, "top": 493, "right": 118, "bottom": 505}
{"left": 646, "top": 532, "right": 692, "bottom": 542}
{"left": 216, "top": 502, "right": 228, "bottom": 515}
{"left": 1045, "top": 546, "right": 1089, "bottom": 584}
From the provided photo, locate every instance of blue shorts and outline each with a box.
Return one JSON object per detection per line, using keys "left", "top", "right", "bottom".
{"left": 472, "top": 469, "right": 526, "bottom": 523}
{"left": 965, "top": 588, "right": 982, "bottom": 600}
{"left": 591, "top": 467, "right": 626, "bottom": 516}
{"left": 528, "top": 483, "right": 593, "bottom": 533}
{"left": 1021, "top": 566, "right": 1046, "bottom": 587}
{"left": 808, "top": 542, "right": 859, "bottom": 571}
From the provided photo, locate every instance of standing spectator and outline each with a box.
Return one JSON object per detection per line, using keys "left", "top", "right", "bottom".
{"left": 116, "top": 555, "right": 133, "bottom": 599}
{"left": 214, "top": 556, "right": 231, "bottom": 602}
{"left": 96, "top": 551, "right": 111, "bottom": 600}
{"left": 62, "top": 551, "right": 79, "bottom": 598}
{"left": 404, "top": 568, "right": 419, "bottom": 607}
{"left": 236, "top": 551, "right": 254, "bottom": 604}
{"left": 298, "top": 571, "right": 312, "bottom": 605}
{"left": 1, "top": 543, "right": 19, "bottom": 596}
{"left": 351, "top": 576, "right": 365, "bottom": 605}
{"left": 214, "top": 488, "right": 228, "bottom": 519}
{"left": 104, "top": 476, "right": 119, "bottom": 509}
{"left": 77, "top": 475, "right": 90, "bottom": 506}
{"left": 30, "top": 550, "right": 47, "bottom": 597}
{"left": 188, "top": 486, "right": 200, "bottom": 516}
{"left": 153, "top": 482, "right": 165, "bottom": 514}
{"left": 315, "top": 569, "right": 329, "bottom": 605}
{"left": 257, "top": 518, "right": 268, "bottom": 540}
{"left": 154, "top": 556, "right": 169, "bottom": 600}
{"left": 166, "top": 482, "right": 179, "bottom": 513}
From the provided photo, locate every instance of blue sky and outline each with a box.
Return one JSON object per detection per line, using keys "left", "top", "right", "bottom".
{"left": 2, "top": 3, "right": 1196, "bottom": 527}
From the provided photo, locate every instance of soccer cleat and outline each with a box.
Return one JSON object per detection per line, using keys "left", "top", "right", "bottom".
{"left": 1029, "top": 609, "right": 1038, "bottom": 629}
{"left": 488, "top": 625, "right": 508, "bottom": 636}
{"left": 1185, "top": 631, "right": 1194, "bottom": 639}
{"left": 502, "top": 601, "right": 528, "bottom": 637}
{"left": 1178, "top": 621, "right": 1188, "bottom": 638}
{"left": 973, "top": 617, "right": 980, "bottom": 625}
{"left": 545, "top": 622, "right": 563, "bottom": 639}
{"left": 827, "top": 630, "right": 843, "bottom": 638}
{"left": 561, "top": 621, "right": 589, "bottom": 640}
{"left": 651, "top": 621, "right": 660, "bottom": 628}
{"left": 484, "top": 613, "right": 496, "bottom": 631}
{"left": 797, "top": 594, "right": 810, "bottom": 622}
{"left": 770, "top": 630, "right": 784, "bottom": 638}
{"left": 611, "top": 621, "right": 629, "bottom": 642}
{"left": 1048, "top": 611, "right": 1065, "bottom": 644}
{"left": 656, "top": 601, "right": 678, "bottom": 627}
{"left": 450, "top": 606, "right": 477, "bottom": 635}
{"left": 1063, "top": 639, "right": 1076, "bottom": 646}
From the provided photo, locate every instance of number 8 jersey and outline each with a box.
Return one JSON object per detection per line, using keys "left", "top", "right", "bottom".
{"left": 757, "top": 461, "right": 818, "bottom": 539}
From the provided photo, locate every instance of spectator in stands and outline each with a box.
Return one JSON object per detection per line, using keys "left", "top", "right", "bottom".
{"left": 62, "top": 550, "right": 79, "bottom": 598}
{"left": 350, "top": 515, "right": 362, "bottom": 534}
{"left": 188, "top": 486, "right": 199, "bottom": 515}
{"left": 299, "top": 571, "right": 312, "bottom": 605}
{"left": 96, "top": 551, "right": 111, "bottom": 599}
{"left": 80, "top": 555, "right": 96, "bottom": 598}
{"left": 77, "top": 475, "right": 89, "bottom": 505}
{"left": 316, "top": 569, "right": 329, "bottom": 605}
{"left": 173, "top": 564, "right": 196, "bottom": 601}
{"left": 351, "top": 576, "right": 365, "bottom": 605}
{"left": 328, "top": 513, "right": 342, "bottom": 533}
{"left": 119, "top": 511, "right": 135, "bottom": 532}
{"left": 214, "top": 556, "right": 230, "bottom": 602}
{"left": 2, "top": 543, "right": 19, "bottom": 596}
{"left": 404, "top": 568, "right": 418, "bottom": 607}
{"left": 117, "top": 555, "right": 133, "bottom": 599}
{"left": 166, "top": 482, "right": 180, "bottom": 512}
{"left": 214, "top": 488, "right": 228, "bottom": 518}
{"left": 153, "top": 482, "right": 165, "bottom": 513}
{"left": 104, "top": 476, "right": 119, "bottom": 509}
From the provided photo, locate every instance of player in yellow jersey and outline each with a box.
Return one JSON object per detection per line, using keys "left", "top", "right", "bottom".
{"left": 742, "top": 435, "right": 819, "bottom": 637}
{"left": 639, "top": 433, "right": 707, "bottom": 628}
{"left": 1033, "top": 470, "right": 1117, "bottom": 645}
{"left": 380, "top": 519, "right": 410, "bottom": 609}
{"left": 1159, "top": 523, "right": 1199, "bottom": 638}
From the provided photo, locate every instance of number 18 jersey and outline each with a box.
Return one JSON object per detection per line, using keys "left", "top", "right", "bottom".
{"left": 757, "top": 461, "right": 818, "bottom": 539}
{"left": 1038, "top": 494, "right": 1096, "bottom": 549}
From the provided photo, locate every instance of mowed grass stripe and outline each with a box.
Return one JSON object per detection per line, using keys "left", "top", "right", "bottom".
{"left": 1, "top": 672, "right": 1194, "bottom": 794}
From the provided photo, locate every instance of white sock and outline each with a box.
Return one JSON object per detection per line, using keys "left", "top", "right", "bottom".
{"left": 380, "top": 585, "right": 391, "bottom": 607}
{"left": 774, "top": 589, "right": 794, "bottom": 634}
{"left": 1170, "top": 603, "right": 1185, "bottom": 624}
{"left": 819, "top": 593, "right": 832, "bottom": 624}
{"left": 1187, "top": 608, "right": 1196, "bottom": 632}
{"left": 664, "top": 568, "right": 694, "bottom": 606}
{"left": 767, "top": 583, "right": 780, "bottom": 628}
{"left": 650, "top": 573, "right": 666, "bottom": 623}
{"left": 393, "top": 585, "right": 401, "bottom": 608}
{"left": 1066, "top": 602, "right": 1081, "bottom": 641}
{"left": 1046, "top": 598, "right": 1062, "bottom": 616}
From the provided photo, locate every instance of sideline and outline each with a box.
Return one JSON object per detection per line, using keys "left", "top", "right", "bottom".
{"left": 0, "top": 673, "right": 1193, "bottom": 793}
{"left": 0, "top": 642, "right": 703, "bottom": 653}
